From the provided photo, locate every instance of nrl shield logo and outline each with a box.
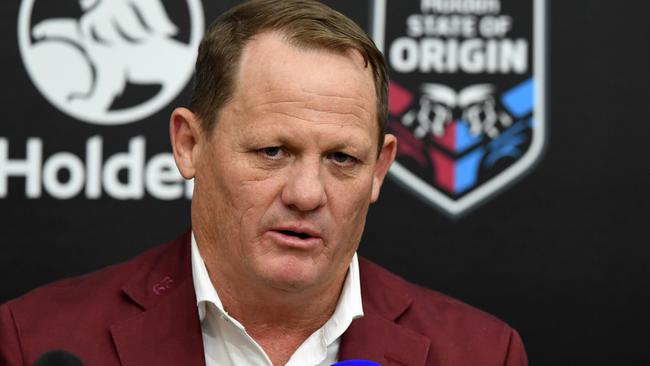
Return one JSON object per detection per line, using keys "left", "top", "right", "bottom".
{"left": 371, "top": 0, "right": 546, "bottom": 217}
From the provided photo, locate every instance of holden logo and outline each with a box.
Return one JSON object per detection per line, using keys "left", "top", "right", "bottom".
{"left": 17, "top": 0, "right": 204, "bottom": 125}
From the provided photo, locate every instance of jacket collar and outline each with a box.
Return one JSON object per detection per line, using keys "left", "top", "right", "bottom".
{"left": 108, "top": 233, "right": 430, "bottom": 366}
{"left": 110, "top": 231, "right": 206, "bottom": 366}
{"left": 338, "top": 258, "right": 431, "bottom": 365}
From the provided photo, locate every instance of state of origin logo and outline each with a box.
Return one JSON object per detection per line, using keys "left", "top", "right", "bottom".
{"left": 371, "top": 0, "right": 546, "bottom": 217}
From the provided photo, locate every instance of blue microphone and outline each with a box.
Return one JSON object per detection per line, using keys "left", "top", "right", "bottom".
{"left": 331, "top": 361, "right": 380, "bottom": 366}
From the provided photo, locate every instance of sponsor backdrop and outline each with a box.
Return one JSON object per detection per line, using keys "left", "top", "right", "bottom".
{"left": 1, "top": 0, "right": 648, "bottom": 364}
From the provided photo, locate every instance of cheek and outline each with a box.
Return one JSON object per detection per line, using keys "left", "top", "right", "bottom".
{"left": 237, "top": 179, "right": 279, "bottom": 219}
{"left": 195, "top": 168, "right": 282, "bottom": 262}
{"left": 199, "top": 146, "right": 285, "bottom": 219}
{"left": 194, "top": 156, "right": 257, "bottom": 230}
{"left": 326, "top": 175, "right": 374, "bottom": 235}
{"left": 229, "top": 173, "right": 288, "bottom": 239}
{"left": 201, "top": 151, "right": 270, "bottom": 206}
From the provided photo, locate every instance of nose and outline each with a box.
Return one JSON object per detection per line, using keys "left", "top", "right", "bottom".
{"left": 281, "top": 158, "right": 327, "bottom": 212}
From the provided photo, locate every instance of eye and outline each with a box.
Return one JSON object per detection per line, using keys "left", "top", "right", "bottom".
{"left": 328, "top": 152, "right": 357, "bottom": 166}
{"left": 260, "top": 147, "right": 285, "bottom": 159}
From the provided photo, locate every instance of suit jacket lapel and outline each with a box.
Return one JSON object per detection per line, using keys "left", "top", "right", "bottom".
{"left": 339, "top": 312, "right": 430, "bottom": 366}
{"left": 107, "top": 237, "right": 430, "bottom": 366}
{"left": 109, "top": 232, "right": 206, "bottom": 366}
{"left": 339, "top": 259, "right": 431, "bottom": 366}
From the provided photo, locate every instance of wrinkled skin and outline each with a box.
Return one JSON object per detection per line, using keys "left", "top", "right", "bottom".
{"left": 171, "top": 31, "right": 396, "bottom": 306}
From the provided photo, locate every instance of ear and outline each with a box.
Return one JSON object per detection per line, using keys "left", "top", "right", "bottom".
{"left": 370, "top": 134, "right": 397, "bottom": 203}
{"left": 169, "top": 107, "right": 203, "bottom": 179}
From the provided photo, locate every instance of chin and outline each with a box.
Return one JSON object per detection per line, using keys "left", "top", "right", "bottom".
{"left": 258, "top": 255, "right": 323, "bottom": 292}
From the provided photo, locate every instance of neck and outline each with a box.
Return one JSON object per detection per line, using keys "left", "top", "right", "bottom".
{"left": 200, "top": 243, "right": 348, "bottom": 366}
{"left": 205, "top": 255, "right": 346, "bottom": 332}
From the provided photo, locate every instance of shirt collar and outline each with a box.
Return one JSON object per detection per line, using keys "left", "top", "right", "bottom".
{"left": 191, "top": 233, "right": 225, "bottom": 322}
{"left": 321, "top": 248, "right": 364, "bottom": 345}
{"left": 190, "top": 232, "right": 364, "bottom": 344}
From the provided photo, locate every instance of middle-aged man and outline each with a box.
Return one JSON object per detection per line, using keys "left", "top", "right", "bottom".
{"left": 0, "top": 1, "right": 528, "bottom": 365}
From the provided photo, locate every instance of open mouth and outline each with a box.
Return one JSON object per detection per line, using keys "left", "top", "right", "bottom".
{"left": 277, "top": 230, "right": 312, "bottom": 240}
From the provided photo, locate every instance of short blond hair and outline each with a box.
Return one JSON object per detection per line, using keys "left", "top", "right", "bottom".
{"left": 189, "top": 0, "right": 388, "bottom": 154}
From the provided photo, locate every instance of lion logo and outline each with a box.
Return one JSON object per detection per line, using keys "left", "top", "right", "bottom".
{"left": 18, "top": 0, "right": 204, "bottom": 125}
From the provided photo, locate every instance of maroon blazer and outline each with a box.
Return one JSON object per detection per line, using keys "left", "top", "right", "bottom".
{"left": 0, "top": 232, "right": 527, "bottom": 366}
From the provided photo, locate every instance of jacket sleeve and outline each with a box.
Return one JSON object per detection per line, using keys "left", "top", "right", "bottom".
{"left": 0, "top": 304, "right": 25, "bottom": 366}
{"left": 504, "top": 328, "right": 528, "bottom": 366}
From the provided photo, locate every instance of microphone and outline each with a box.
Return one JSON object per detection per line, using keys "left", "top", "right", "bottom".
{"left": 331, "top": 361, "right": 380, "bottom": 366}
{"left": 33, "top": 350, "right": 85, "bottom": 366}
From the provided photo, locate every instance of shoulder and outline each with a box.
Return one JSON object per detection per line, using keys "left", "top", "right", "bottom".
{"left": 358, "top": 257, "right": 505, "bottom": 325}
{"left": 0, "top": 234, "right": 189, "bottom": 363}
{"left": 358, "top": 257, "right": 527, "bottom": 365}
{"left": 5, "top": 238, "right": 173, "bottom": 314}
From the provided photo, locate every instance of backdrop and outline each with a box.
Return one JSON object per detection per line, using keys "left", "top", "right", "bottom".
{"left": 1, "top": 1, "right": 649, "bottom": 365}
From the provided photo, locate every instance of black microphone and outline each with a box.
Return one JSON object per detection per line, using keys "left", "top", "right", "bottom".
{"left": 33, "top": 350, "right": 85, "bottom": 366}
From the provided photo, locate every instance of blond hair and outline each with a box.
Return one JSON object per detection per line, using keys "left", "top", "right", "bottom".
{"left": 189, "top": 0, "right": 388, "bottom": 153}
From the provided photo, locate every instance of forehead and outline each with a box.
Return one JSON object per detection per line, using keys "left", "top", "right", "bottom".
{"left": 226, "top": 32, "right": 378, "bottom": 129}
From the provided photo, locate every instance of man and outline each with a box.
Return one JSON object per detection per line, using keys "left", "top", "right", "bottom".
{"left": 0, "top": 1, "right": 528, "bottom": 365}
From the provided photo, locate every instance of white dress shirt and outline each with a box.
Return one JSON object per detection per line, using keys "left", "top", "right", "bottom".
{"left": 191, "top": 234, "right": 364, "bottom": 366}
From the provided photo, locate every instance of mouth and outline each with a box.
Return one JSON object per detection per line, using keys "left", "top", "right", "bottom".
{"left": 266, "top": 225, "right": 322, "bottom": 249}
{"left": 277, "top": 230, "right": 313, "bottom": 240}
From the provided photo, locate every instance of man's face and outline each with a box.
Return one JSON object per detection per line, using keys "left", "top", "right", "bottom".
{"left": 190, "top": 32, "right": 395, "bottom": 294}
